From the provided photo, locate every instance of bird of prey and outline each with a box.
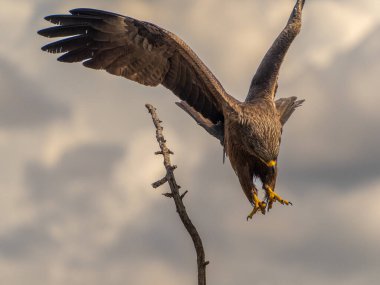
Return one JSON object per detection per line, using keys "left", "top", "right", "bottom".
{"left": 38, "top": 0, "right": 305, "bottom": 219}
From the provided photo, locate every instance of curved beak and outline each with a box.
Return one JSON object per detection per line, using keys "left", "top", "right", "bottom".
{"left": 266, "top": 160, "right": 276, "bottom": 168}
{"left": 266, "top": 160, "right": 277, "bottom": 176}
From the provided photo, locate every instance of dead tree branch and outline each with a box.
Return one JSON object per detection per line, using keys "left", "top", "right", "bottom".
{"left": 146, "top": 104, "right": 208, "bottom": 285}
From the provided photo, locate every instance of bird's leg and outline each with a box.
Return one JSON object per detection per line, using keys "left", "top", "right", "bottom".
{"left": 263, "top": 185, "right": 292, "bottom": 211}
{"left": 247, "top": 190, "right": 267, "bottom": 220}
{"left": 231, "top": 157, "right": 266, "bottom": 220}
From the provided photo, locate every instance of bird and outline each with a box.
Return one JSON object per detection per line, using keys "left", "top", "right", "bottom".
{"left": 38, "top": 0, "right": 305, "bottom": 219}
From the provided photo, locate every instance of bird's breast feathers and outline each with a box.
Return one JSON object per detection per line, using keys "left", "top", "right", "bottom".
{"left": 225, "top": 101, "right": 281, "bottom": 160}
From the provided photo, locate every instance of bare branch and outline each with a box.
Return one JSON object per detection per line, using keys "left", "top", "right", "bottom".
{"left": 162, "top": 192, "right": 174, "bottom": 198}
{"left": 146, "top": 104, "right": 208, "bottom": 285}
{"left": 152, "top": 176, "right": 168, "bottom": 188}
{"left": 180, "top": 190, "right": 189, "bottom": 200}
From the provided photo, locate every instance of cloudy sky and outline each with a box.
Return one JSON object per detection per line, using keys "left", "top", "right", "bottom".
{"left": 1, "top": 0, "right": 380, "bottom": 284}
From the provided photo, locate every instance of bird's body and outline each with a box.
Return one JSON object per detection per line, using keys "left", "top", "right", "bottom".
{"left": 38, "top": 0, "right": 306, "bottom": 218}
{"left": 224, "top": 98, "right": 282, "bottom": 210}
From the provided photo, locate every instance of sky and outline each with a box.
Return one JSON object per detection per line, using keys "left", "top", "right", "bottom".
{"left": 0, "top": 0, "right": 380, "bottom": 284}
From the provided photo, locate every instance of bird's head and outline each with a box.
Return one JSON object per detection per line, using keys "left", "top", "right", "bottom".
{"left": 250, "top": 138, "right": 279, "bottom": 171}
{"left": 245, "top": 118, "right": 281, "bottom": 172}
{"left": 255, "top": 152, "right": 277, "bottom": 172}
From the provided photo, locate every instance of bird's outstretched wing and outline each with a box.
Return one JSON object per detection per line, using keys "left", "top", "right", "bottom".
{"left": 38, "top": 8, "right": 237, "bottom": 124}
{"left": 245, "top": 0, "right": 305, "bottom": 101}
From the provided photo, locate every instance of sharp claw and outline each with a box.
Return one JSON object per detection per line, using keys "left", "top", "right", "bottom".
{"left": 247, "top": 186, "right": 291, "bottom": 219}
{"left": 264, "top": 185, "right": 292, "bottom": 210}
{"left": 246, "top": 192, "right": 266, "bottom": 220}
{"left": 267, "top": 200, "right": 274, "bottom": 211}
{"left": 247, "top": 206, "right": 259, "bottom": 220}
{"left": 246, "top": 210, "right": 256, "bottom": 221}
{"left": 260, "top": 202, "right": 267, "bottom": 215}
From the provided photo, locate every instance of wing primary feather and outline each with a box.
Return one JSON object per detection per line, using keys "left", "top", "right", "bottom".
{"left": 57, "top": 48, "right": 93, "bottom": 63}
{"left": 69, "top": 8, "right": 123, "bottom": 18}
{"left": 44, "top": 15, "right": 102, "bottom": 25}
{"left": 38, "top": 25, "right": 92, "bottom": 38}
{"left": 41, "top": 35, "right": 89, "bottom": 53}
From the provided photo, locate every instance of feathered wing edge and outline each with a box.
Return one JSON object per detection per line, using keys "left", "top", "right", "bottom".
{"left": 38, "top": 8, "right": 238, "bottom": 125}
{"left": 245, "top": 0, "right": 305, "bottom": 101}
{"left": 275, "top": 97, "right": 304, "bottom": 125}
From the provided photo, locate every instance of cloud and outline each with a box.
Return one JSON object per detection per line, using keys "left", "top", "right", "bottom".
{"left": 0, "top": 223, "right": 57, "bottom": 260}
{"left": 7, "top": 143, "right": 125, "bottom": 259}
{"left": 297, "top": 0, "right": 376, "bottom": 68}
{"left": 0, "top": 57, "right": 70, "bottom": 129}
{"left": 278, "top": 24, "right": 380, "bottom": 189}
{"left": 25, "top": 143, "right": 124, "bottom": 208}
{"left": 1, "top": 1, "right": 380, "bottom": 285}
{"left": 0, "top": 0, "right": 34, "bottom": 55}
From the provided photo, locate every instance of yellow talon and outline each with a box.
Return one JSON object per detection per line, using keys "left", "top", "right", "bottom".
{"left": 264, "top": 185, "right": 292, "bottom": 210}
{"left": 247, "top": 192, "right": 266, "bottom": 220}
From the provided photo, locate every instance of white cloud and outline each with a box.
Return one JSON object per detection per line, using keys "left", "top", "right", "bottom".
{"left": 301, "top": 1, "right": 375, "bottom": 68}
{"left": 0, "top": 0, "right": 33, "bottom": 54}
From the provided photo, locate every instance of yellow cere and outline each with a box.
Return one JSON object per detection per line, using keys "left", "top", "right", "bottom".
{"left": 267, "top": 160, "right": 276, "bottom": 167}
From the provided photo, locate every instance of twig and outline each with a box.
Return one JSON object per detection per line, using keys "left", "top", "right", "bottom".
{"left": 146, "top": 104, "right": 208, "bottom": 285}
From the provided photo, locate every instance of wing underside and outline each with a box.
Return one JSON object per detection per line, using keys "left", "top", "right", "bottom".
{"left": 38, "top": 8, "right": 237, "bottom": 124}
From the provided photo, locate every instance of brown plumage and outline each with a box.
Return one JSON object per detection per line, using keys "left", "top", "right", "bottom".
{"left": 38, "top": 0, "right": 306, "bottom": 219}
